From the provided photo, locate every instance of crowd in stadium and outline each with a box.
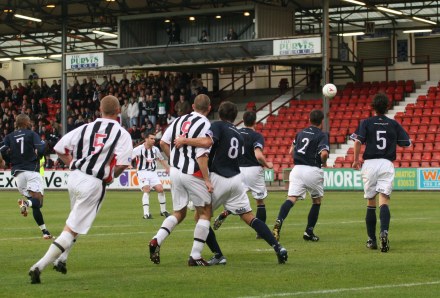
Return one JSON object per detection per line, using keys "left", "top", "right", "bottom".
{"left": 0, "top": 71, "right": 208, "bottom": 168}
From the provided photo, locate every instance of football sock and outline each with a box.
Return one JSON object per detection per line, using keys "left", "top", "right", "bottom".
{"left": 31, "top": 231, "right": 74, "bottom": 271}
{"left": 256, "top": 204, "right": 266, "bottom": 223}
{"left": 366, "top": 206, "right": 377, "bottom": 240}
{"left": 306, "top": 203, "right": 321, "bottom": 234}
{"left": 142, "top": 193, "right": 150, "bottom": 216}
{"left": 250, "top": 218, "right": 278, "bottom": 248}
{"left": 56, "top": 237, "right": 77, "bottom": 263}
{"left": 28, "top": 198, "right": 45, "bottom": 226}
{"left": 379, "top": 204, "right": 390, "bottom": 234}
{"left": 190, "top": 219, "right": 210, "bottom": 259}
{"left": 206, "top": 227, "right": 223, "bottom": 257}
{"left": 155, "top": 215, "right": 178, "bottom": 246}
{"left": 158, "top": 192, "right": 166, "bottom": 213}
{"left": 277, "top": 200, "right": 294, "bottom": 222}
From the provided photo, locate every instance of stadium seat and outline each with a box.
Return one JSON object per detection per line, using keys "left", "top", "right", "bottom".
{"left": 400, "top": 161, "right": 410, "bottom": 168}
{"left": 410, "top": 161, "right": 420, "bottom": 168}
{"left": 421, "top": 161, "right": 431, "bottom": 168}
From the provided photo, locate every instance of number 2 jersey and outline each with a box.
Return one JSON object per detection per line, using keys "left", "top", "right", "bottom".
{"left": 292, "top": 126, "right": 329, "bottom": 168}
{"left": 350, "top": 115, "right": 411, "bottom": 161}
{"left": 0, "top": 129, "right": 46, "bottom": 176}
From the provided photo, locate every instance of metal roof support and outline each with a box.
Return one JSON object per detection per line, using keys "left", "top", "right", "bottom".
{"left": 322, "top": 0, "right": 330, "bottom": 133}
{"left": 61, "top": 0, "right": 67, "bottom": 136}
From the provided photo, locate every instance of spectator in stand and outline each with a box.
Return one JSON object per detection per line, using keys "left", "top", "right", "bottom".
{"left": 138, "top": 91, "right": 148, "bottom": 126}
{"left": 225, "top": 27, "right": 238, "bottom": 40}
{"left": 146, "top": 94, "right": 158, "bottom": 127}
{"left": 174, "top": 94, "right": 191, "bottom": 117}
{"left": 74, "top": 115, "right": 85, "bottom": 128}
{"left": 199, "top": 30, "right": 209, "bottom": 42}
{"left": 121, "top": 99, "right": 130, "bottom": 128}
{"left": 127, "top": 97, "right": 139, "bottom": 128}
{"left": 157, "top": 96, "right": 167, "bottom": 126}
{"left": 130, "top": 124, "right": 142, "bottom": 142}
{"left": 37, "top": 99, "right": 48, "bottom": 116}
{"left": 145, "top": 121, "right": 155, "bottom": 137}
{"left": 66, "top": 117, "right": 75, "bottom": 133}
{"left": 44, "top": 154, "right": 54, "bottom": 169}
{"left": 166, "top": 113, "right": 176, "bottom": 125}
{"left": 154, "top": 123, "right": 163, "bottom": 145}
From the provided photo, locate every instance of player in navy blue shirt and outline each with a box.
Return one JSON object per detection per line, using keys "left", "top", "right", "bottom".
{"left": 238, "top": 111, "right": 273, "bottom": 237}
{"left": 351, "top": 93, "right": 411, "bottom": 252}
{"left": 176, "top": 101, "right": 288, "bottom": 265}
{"left": 0, "top": 114, "right": 52, "bottom": 239}
{"left": 272, "top": 110, "right": 329, "bottom": 242}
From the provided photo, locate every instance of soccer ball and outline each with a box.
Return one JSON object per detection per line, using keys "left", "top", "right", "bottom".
{"left": 322, "top": 83, "right": 337, "bottom": 98}
{"left": 187, "top": 200, "right": 195, "bottom": 211}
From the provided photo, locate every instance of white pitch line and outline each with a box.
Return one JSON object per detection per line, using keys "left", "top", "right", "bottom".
{"left": 239, "top": 281, "right": 440, "bottom": 298}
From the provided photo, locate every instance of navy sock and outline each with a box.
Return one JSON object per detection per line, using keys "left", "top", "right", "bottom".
{"left": 366, "top": 206, "right": 377, "bottom": 240}
{"left": 379, "top": 204, "right": 390, "bottom": 234}
{"left": 29, "top": 197, "right": 44, "bottom": 226}
{"left": 306, "top": 203, "right": 321, "bottom": 234}
{"left": 256, "top": 204, "right": 266, "bottom": 223}
{"left": 277, "top": 200, "right": 294, "bottom": 222}
{"left": 250, "top": 218, "right": 279, "bottom": 249}
{"left": 205, "top": 227, "right": 223, "bottom": 257}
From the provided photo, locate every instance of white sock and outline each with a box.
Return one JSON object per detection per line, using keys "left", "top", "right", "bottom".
{"left": 158, "top": 192, "right": 166, "bottom": 213}
{"left": 39, "top": 224, "right": 47, "bottom": 231}
{"left": 190, "top": 219, "right": 210, "bottom": 259}
{"left": 31, "top": 231, "right": 75, "bottom": 271}
{"left": 142, "top": 193, "right": 150, "bottom": 216}
{"left": 55, "top": 236, "right": 78, "bottom": 264}
{"left": 154, "top": 215, "right": 178, "bottom": 246}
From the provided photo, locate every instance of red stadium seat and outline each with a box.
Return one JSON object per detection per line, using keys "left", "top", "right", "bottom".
{"left": 400, "top": 161, "right": 410, "bottom": 168}
{"left": 410, "top": 161, "right": 420, "bottom": 168}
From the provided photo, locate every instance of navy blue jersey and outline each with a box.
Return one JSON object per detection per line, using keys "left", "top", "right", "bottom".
{"left": 350, "top": 115, "right": 411, "bottom": 161}
{"left": 209, "top": 121, "right": 244, "bottom": 178}
{"left": 0, "top": 129, "right": 46, "bottom": 176}
{"left": 238, "top": 127, "right": 264, "bottom": 167}
{"left": 292, "top": 126, "right": 329, "bottom": 168}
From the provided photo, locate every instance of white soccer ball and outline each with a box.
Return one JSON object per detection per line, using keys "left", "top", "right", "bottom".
{"left": 322, "top": 83, "right": 337, "bottom": 98}
{"left": 187, "top": 200, "right": 195, "bottom": 211}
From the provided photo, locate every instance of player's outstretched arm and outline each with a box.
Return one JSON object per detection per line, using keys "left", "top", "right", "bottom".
{"left": 174, "top": 136, "right": 212, "bottom": 149}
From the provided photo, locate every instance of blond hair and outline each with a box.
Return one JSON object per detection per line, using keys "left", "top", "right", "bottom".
{"left": 193, "top": 94, "right": 211, "bottom": 113}
{"left": 100, "top": 95, "right": 120, "bottom": 116}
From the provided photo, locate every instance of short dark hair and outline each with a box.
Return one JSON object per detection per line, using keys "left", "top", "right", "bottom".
{"left": 218, "top": 101, "right": 237, "bottom": 123}
{"left": 243, "top": 111, "right": 256, "bottom": 127}
{"left": 372, "top": 93, "right": 389, "bottom": 115}
{"left": 309, "top": 109, "right": 324, "bottom": 126}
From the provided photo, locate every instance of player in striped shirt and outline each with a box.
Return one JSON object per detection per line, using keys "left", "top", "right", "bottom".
{"left": 0, "top": 114, "right": 52, "bottom": 239}
{"left": 29, "top": 96, "right": 133, "bottom": 284}
{"left": 132, "top": 133, "right": 170, "bottom": 219}
{"left": 149, "top": 94, "right": 213, "bottom": 266}
{"left": 175, "top": 101, "right": 288, "bottom": 265}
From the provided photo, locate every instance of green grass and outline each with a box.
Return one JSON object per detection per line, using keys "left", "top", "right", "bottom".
{"left": 1, "top": 190, "right": 439, "bottom": 297}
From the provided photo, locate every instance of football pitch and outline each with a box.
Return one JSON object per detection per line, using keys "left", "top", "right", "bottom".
{"left": 1, "top": 190, "right": 439, "bottom": 297}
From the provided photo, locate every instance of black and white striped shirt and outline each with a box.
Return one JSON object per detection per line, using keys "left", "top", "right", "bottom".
{"left": 132, "top": 144, "right": 164, "bottom": 171}
{"left": 54, "top": 118, "right": 133, "bottom": 182}
{"left": 161, "top": 111, "right": 212, "bottom": 174}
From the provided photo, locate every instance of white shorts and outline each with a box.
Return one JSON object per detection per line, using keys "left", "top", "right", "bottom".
{"left": 240, "top": 166, "right": 267, "bottom": 200}
{"left": 66, "top": 170, "right": 106, "bottom": 235}
{"left": 15, "top": 171, "right": 44, "bottom": 197}
{"left": 361, "top": 159, "right": 395, "bottom": 199}
{"left": 288, "top": 165, "right": 324, "bottom": 199}
{"left": 137, "top": 170, "right": 161, "bottom": 189}
{"left": 169, "top": 167, "right": 211, "bottom": 211}
{"left": 211, "top": 172, "right": 252, "bottom": 215}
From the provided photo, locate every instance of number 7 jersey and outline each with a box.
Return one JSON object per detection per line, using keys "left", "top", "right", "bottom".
{"left": 293, "top": 126, "right": 329, "bottom": 168}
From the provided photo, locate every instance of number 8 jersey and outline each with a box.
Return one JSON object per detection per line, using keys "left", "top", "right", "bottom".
{"left": 293, "top": 126, "right": 329, "bottom": 168}
{"left": 350, "top": 115, "right": 411, "bottom": 161}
